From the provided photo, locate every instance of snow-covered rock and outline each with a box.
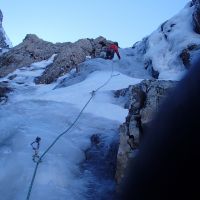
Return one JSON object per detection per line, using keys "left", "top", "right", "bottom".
{"left": 0, "top": 34, "right": 112, "bottom": 83}
{"left": 131, "top": 2, "right": 200, "bottom": 79}
{"left": 0, "top": 9, "right": 12, "bottom": 53}
{"left": 192, "top": 0, "right": 200, "bottom": 33}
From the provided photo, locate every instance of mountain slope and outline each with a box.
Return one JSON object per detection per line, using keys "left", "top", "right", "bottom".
{"left": 0, "top": 1, "right": 200, "bottom": 200}
{"left": 0, "top": 55, "right": 147, "bottom": 200}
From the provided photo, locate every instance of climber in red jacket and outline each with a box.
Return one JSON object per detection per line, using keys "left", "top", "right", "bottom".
{"left": 106, "top": 42, "right": 121, "bottom": 60}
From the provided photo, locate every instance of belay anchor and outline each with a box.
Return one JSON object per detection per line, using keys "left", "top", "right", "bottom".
{"left": 30, "top": 136, "right": 42, "bottom": 163}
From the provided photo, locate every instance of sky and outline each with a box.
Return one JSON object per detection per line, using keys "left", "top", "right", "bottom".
{"left": 0, "top": 0, "right": 189, "bottom": 48}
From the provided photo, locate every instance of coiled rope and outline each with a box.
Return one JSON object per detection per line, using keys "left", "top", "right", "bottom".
{"left": 26, "top": 61, "right": 117, "bottom": 200}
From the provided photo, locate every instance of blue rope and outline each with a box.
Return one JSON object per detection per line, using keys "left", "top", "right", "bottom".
{"left": 26, "top": 62, "right": 115, "bottom": 200}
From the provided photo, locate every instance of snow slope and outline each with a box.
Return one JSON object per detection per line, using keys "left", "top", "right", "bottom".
{"left": 132, "top": 2, "right": 200, "bottom": 80}
{"left": 0, "top": 51, "right": 146, "bottom": 200}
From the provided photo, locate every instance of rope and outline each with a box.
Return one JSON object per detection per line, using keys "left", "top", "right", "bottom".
{"left": 26, "top": 61, "right": 116, "bottom": 200}
{"left": 94, "top": 62, "right": 114, "bottom": 92}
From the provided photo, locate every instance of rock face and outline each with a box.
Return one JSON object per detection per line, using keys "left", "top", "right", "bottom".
{"left": 192, "top": 0, "right": 200, "bottom": 33}
{"left": 179, "top": 44, "right": 200, "bottom": 69}
{"left": 115, "top": 80, "right": 177, "bottom": 183}
{"left": 0, "top": 34, "right": 112, "bottom": 83}
{"left": 0, "top": 9, "right": 12, "bottom": 51}
{"left": 0, "top": 81, "right": 11, "bottom": 104}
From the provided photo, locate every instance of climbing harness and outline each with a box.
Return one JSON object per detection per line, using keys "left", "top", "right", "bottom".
{"left": 26, "top": 61, "right": 118, "bottom": 200}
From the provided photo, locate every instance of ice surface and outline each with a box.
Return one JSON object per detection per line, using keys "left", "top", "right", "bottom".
{"left": 0, "top": 3, "right": 196, "bottom": 198}
{"left": 0, "top": 51, "right": 146, "bottom": 200}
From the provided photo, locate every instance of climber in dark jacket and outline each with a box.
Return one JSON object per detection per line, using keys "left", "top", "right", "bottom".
{"left": 117, "top": 59, "right": 200, "bottom": 200}
{"left": 106, "top": 42, "right": 121, "bottom": 60}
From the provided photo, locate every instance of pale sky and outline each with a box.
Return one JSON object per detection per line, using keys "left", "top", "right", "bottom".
{"left": 0, "top": 0, "right": 189, "bottom": 47}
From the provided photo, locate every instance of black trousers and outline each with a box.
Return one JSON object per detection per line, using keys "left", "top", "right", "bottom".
{"left": 106, "top": 50, "right": 114, "bottom": 59}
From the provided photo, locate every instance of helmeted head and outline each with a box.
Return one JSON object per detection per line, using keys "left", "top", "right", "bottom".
{"left": 114, "top": 42, "right": 119, "bottom": 47}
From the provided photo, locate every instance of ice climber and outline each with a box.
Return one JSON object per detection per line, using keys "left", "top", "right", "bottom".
{"left": 106, "top": 42, "right": 121, "bottom": 60}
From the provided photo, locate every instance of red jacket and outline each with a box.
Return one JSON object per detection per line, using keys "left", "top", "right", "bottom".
{"left": 108, "top": 44, "right": 121, "bottom": 59}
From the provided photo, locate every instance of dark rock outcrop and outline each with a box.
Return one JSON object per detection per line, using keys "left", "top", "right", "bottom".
{"left": 115, "top": 80, "right": 177, "bottom": 183}
{"left": 0, "top": 34, "right": 112, "bottom": 83}
{"left": 0, "top": 34, "right": 55, "bottom": 77}
{"left": 192, "top": 0, "right": 200, "bottom": 33}
{"left": 180, "top": 49, "right": 191, "bottom": 68}
{"left": 0, "top": 82, "right": 11, "bottom": 103}
{"left": 179, "top": 44, "right": 200, "bottom": 69}
{"left": 144, "top": 58, "right": 159, "bottom": 79}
